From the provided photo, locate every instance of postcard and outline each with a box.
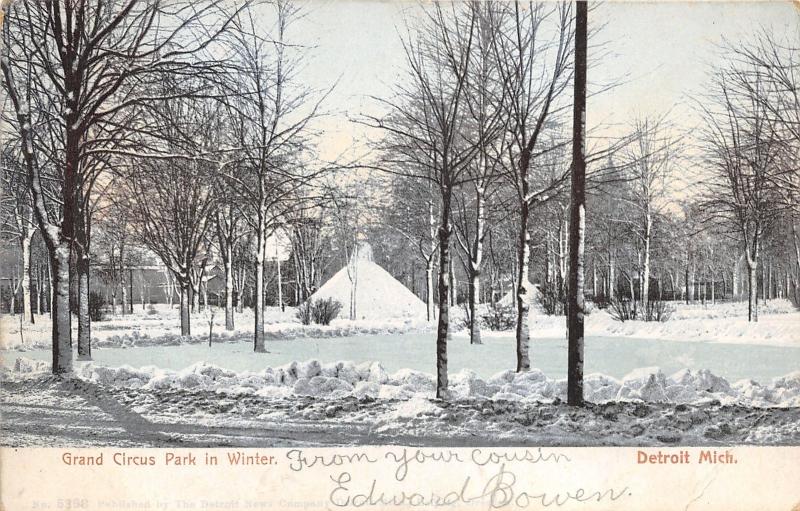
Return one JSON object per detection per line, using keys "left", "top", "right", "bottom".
{"left": 1, "top": 0, "right": 798, "bottom": 510}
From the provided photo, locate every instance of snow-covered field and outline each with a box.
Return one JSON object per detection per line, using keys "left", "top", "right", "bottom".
{"left": 3, "top": 299, "right": 797, "bottom": 352}
{"left": 1, "top": 299, "right": 798, "bottom": 446}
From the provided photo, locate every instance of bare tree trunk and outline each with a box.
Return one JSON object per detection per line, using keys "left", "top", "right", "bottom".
{"left": 515, "top": 201, "right": 531, "bottom": 373}
{"left": 425, "top": 258, "right": 435, "bottom": 322}
{"left": 37, "top": 264, "right": 45, "bottom": 315}
{"left": 21, "top": 232, "right": 34, "bottom": 324}
{"left": 642, "top": 215, "right": 651, "bottom": 309}
{"left": 448, "top": 256, "right": 456, "bottom": 307}
{"left": 129, "top": 268, "right": 134, "bottom": 314}
{"left": 467, "top": 190, "right": 485, "bottom": 345}
{"left": 51, "top": 246, "right": 73, "bottom": 374}
{"left": 47, "top": 256, "right": 53, "bottom": 318}
{"left": 748, "top": 262, "right": 759, "bottom": 322}
{"left": 468, "top": 268, "right": 482, "bottom": 345}
{"left": 76, "top": 253, "right": 91, "bottom": 360}
{"left": 10, "top": 276, "right": 17, "bottom": 315}
{"left": 224, "top": 256, "right": 234, "bottom": 331}
{"left": 276, "top": 256, "right": 283, "bottom": 310}
{"left": 192, "top": 282, "right": 200, "bottom": 312}
{"left": 608, "top": 251, "right": 615, "bottom": 300}
{"left": 254, "top": 220, "right": 266, "bottom": 352}
{"left": 435, "top": 202, "right": 453, "bottom": 399}
{"left": 121, "top": 273, "right": 128, "bottom": 316}
{"left": 180, "top": 282, "right": 191, "bottom": 336}
{"left": 567, "top": 0, "right": 587, "bottom": 407}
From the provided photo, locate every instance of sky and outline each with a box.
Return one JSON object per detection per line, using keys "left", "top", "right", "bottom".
{"left": 283, "top": 0, "right": 799, "bottom": 162}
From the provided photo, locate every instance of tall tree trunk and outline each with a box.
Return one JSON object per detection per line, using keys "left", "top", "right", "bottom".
{"left": 121, "top": 273, "right": 127, "bottom": 316}
{"left": 468, "top": 268, "right": 482, "bottom": 345}
{"left": 192, "top": 282, "right": 200, "bottom": 312}
{"left": 37, "top": 263, "right": 45, "bottom": 315}
{"left": 128, "top": 268, "right": 134, "bottom": 314}
{"left": 568, "top": 0, "right": 587, "bottom": 407}
{"left": 435, "top": 197, "right": 453, "bottom": 399}
{"left": 180, "top": 281, "right": 191, "bottom": 336}
{"left": 642, "top": 215, "right": 651, "bottom": 309}
{"left": 276, "top": 256, "right": 283, "bottom": 310}
{"left": 468, "top": 192, "right": 484, "bottom": 345}
{"left": 545, "top": 236, "right": 552, "bottom": 284}
{"left": 51, "top": 246, "right": 73, "bottom": 374}
{"left": 224, "top": 255, "right": 234, "bottom": 330}
{"left": 748, "top": 262, "right": 759, "bottom": 322}
{"left": 254, "top": 219, "right": 266, "bottom": 352}
{"left": 425, "top": 258, "right": 435, "bottom": 321}
{"left": 608, "top": 253, "right": 615, "bottom": 300}
{"left": 21, "top": 232, "right": 34, "bottom": 324}
{"left": 448, "top": 256, "right": 456, "bottom": 307}
{"left": 76, "top": 252, "right": 91, "bottom": 360}
{"left": 515, "top": 200, "right": 531, "bottom": 373}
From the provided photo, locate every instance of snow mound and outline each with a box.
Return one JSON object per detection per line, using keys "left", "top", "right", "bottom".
{"left": 308, "top": 244, "right": 427, "bottom": 320}
{"left": 9, "top": 357, "right": 800, "bottom": 408}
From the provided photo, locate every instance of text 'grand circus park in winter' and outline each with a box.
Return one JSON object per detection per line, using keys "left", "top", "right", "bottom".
{"left": 0, "top": 0, "right": 799, "bottom": 448}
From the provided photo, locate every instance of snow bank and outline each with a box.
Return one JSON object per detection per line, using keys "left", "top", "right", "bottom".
{"left": 8, "top": 357, "right": 800, "bottom": 408}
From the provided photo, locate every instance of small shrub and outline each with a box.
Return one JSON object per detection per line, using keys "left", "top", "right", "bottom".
{"left": 481, "top": 303, "right": 516, "bottom": 331}
{"left": 147, "top": 304, "right": 158, "bottom": 315}
{"left": 311, "top": 297, "right": 342, "bottom": 325}
{"left": 296, "top": 302, "right": 312, "bottom": 325}
{"left": 644, "top": 299, "right": 674, "bottom": 322}
{"left": 88, "top": 291, "right": 105, "bottom": 321}
{"left": 610, "top": 297, "right": 673, "bottom": 322}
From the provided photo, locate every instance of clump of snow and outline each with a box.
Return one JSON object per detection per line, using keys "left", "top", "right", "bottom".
{"left": 392, "top": 397, "right": 442, "bottom": 419}
{"left": 8, "top": 354, "right": 800, "bottom": 408}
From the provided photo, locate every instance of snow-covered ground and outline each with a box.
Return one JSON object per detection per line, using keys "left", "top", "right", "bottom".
{"left": 3, "top": 299, "right": 796, "bottom": 352}
{"left": 2, "top": 367, "right": 799, "bottom": 447}
{"left": 0, "top": 304, "right": 433, "bottom": 351}
{"left": 1, "top": 299, "right": 798, "bottom": 447}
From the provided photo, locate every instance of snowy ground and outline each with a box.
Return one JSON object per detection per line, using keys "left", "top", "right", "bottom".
{"left": 1, "top": 299, "right": 798, "bottom": 446}
{"left": 2, "top": 370, "right": 799, "bottom": 447}
{"left": 3, "top": 299, "right": 797, "bottom": 353}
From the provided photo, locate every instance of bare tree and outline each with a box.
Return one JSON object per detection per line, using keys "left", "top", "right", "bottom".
{"left": 492, "top": 1, "right": 575, "bottom": 372}
{"left": 1, "top": 0, "right": 244, "bottom": 372}
{"left": 123, "top": 93, "right": 221, "bottom": 336}
{"left": 221, "top": 0, "right": 330, "bottom": 352}
{"left": 698, "top": 57, "right": 784, "bottom": 322}
{"left": 566, "top": 0, "right": 587, "bottom": 407}
{"left": 618, "top": 117, "right": 677, "bottom": 310}
{"left": 0, "top": 146, "right": 37, "bottom": 324}
{"left": 366, "top": 2, "right": 491, "bottom": 397}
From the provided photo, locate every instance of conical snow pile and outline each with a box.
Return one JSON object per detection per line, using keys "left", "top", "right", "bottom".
{"left": 308, "top": 243, "right": 426, "bottom": 321}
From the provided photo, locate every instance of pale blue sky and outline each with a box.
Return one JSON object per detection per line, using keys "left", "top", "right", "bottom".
{"left": 285, "top": 1, "right": 799, "bottom": 160}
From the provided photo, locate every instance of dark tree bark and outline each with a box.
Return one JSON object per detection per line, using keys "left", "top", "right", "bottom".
{"left": 567, "top": 0, "right": 587, "bottom": 407}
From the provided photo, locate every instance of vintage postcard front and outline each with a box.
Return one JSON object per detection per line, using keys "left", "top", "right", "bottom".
{"left": 1, "top": 0, "right": 798, "bottom": 510}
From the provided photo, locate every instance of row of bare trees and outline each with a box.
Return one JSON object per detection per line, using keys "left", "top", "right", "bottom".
{"left": 1, "top": 0, "right": 342, "bottom": 371}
